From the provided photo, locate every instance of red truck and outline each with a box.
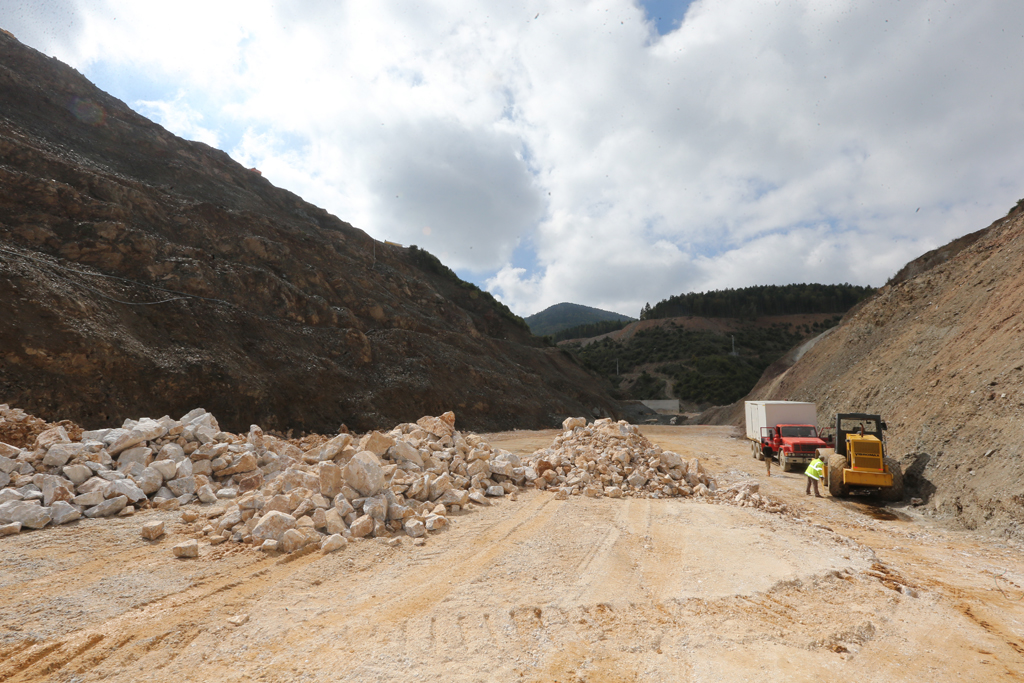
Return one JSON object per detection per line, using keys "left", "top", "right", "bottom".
{"left": 745, "top": 401, "right": 832, "bottom": 472}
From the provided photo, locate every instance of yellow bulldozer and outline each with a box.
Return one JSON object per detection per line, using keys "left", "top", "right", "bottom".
{"left": 818, "top": 413, "right": 904, "bottom": 501}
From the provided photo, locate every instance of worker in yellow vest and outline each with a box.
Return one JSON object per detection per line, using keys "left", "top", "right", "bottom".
{"left": 805, "top": 456, "right": 824, "bottom": 497}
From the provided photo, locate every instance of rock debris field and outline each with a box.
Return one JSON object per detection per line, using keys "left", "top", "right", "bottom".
{"left": 0, "top": 405, "right": 783, "bottom": 557}
{"left": 2, "top": 418, "right": 1024, "bottom": 682}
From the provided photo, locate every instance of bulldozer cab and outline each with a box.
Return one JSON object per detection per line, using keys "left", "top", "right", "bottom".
{"left": 833, "top": 413, "right": 887, "bottom": 457}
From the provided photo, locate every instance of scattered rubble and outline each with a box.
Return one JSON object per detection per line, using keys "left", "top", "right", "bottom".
{"left": 0, "top": 407, "right": 786, "bottom": 555}
{"left": 0, "top": 405, "right": 545, "bottom": 554}
{"left": 524, "top": 417, "right": 787, "bottom": 512}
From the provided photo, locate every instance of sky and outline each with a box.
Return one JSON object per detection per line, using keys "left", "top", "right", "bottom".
{"left": 2, "top": 1, "right": 1023, "bottom": 319}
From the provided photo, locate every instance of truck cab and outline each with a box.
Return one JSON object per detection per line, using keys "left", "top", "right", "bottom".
{"left": 760, "top": 424, "right": 830, "bottom": 472}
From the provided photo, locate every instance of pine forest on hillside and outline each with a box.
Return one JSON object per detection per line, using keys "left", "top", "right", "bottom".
{"left": 567, "top": 316, "right": 843, "bottom": 406}
{"left": 641, "top": 283, "right": 874, "bottom": 320}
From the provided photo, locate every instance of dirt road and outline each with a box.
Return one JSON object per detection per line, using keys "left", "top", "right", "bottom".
{"left": 2, "top": 426, "right": 1023, "bottom": 681}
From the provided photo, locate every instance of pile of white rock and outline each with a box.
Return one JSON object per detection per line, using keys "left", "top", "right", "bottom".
{"left": 524, "top": 417, "right": 787, "bottom": 513}
{"left": 524, "top": 417, "right": 717, "bottom": 499}
{"left": 0, "top": 408, "right": 532, "bottom": 554}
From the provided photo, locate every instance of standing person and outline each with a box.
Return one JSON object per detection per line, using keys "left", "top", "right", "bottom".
{"left": 765, "top": 448, "right": 772, "bottom": 477}
{"left": 805, "top": 455, "right": 824, "bottom": 497}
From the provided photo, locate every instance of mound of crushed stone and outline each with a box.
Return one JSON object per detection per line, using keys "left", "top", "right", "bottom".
{"left": 0, "top": 408, "right": 785, "bottom": 554}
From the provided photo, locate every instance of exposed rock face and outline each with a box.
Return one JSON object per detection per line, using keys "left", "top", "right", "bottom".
{"left": 0, "top": 32, "right": 617, "bottom": 434}
{"left": 709, "top": 205, "right": 1024, "bottom": 537}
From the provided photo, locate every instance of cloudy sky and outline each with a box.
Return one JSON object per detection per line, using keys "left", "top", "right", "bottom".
{"left": 3, "top": 1, "right": 1023, "bottom": 318}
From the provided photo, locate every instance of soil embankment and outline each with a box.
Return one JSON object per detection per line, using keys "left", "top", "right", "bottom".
{"left": 704, "top": 205, "right": 1024, "bottom": 538}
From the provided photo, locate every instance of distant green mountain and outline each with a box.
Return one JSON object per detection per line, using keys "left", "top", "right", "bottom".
{"left": 525, "top": 302, "right": 635, "bottom": 337}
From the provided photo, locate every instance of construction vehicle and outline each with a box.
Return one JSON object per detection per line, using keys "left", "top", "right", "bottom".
{"left": 818, "top": 413, "right": 903, "bottom": 500}
{"left": 745, "top": 401, "right": 831, "bottom": 472}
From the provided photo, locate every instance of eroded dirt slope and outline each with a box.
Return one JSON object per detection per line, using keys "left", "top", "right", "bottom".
{"left": 707, "top": 204, "right": 1024, "bottom": 537}
{"left": 0, "top": 31, "right": 617, "bottom": 434}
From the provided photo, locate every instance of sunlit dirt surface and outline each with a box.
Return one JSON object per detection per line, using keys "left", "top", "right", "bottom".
{"left": 2, "top": 426, "right": 1023, "bottom": 681}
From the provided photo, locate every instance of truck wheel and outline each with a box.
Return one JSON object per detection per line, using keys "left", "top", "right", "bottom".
{"left": 827, "top": 453, "right": 848, "bottom": 498}
{"left": 880, "top": 458, "right": 905, "bottom": 501}
{"left": 779, "top": 453, "right": 788, "bottom": 471}
{"left": 751, "top": 441, "right": 760, "bottom": 459}
{"left": 756, "top": 445, "right": 765, "bottom": 461}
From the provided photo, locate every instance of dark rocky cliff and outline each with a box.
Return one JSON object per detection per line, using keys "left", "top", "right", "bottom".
{"left": 0, "top": 31, "right": 618, "bottom": 433}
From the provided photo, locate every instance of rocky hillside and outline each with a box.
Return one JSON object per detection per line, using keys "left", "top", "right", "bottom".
{"left": 0, "top": 31, "right": 619, "bottom": 434}
{"left": 708, "top": 204, "right": 1024, "bottom": 537}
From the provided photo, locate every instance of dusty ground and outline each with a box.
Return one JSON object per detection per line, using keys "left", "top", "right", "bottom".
{"left": 2, "top": 426, "right": 1024, "bottom": 682}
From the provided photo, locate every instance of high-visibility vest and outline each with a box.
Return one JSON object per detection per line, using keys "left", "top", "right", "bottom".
{"left": 805, "top": 458, "right": 824, "bottom": 480}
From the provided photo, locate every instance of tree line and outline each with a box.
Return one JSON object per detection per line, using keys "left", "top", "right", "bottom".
{"left": 640, "top": 283, "right": 875, "bottom": 320}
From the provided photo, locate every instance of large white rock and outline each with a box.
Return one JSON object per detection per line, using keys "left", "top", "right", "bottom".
{"left": 389, "top": 441, "right": 424, "bottom": 469}
{"left": 109, "top": 419, "right": 167, "bottom": 455}
{"left": 0, "top": 442, "right": 20, "bottom": 458}
{"left": 403, "top": 518, "right": 426, "bottom": 538}
{"left": 343, "top": 452, "right": 385, "bottom": 497}
{"left": 318, "top": 462, "right": 344, "bottom": 499}
{"left": 117, "top": 447, "right": 153, "bottom": 471}
{"left": 0, "top": 500, "right": 52, "bottom": 528}
{"left": 35, "top": 426, "right": 70, "bottom": 450}
{"left": 133, "top": 467, "right": 164, "bottom": 495}
{"left": 62, "top": 464, "right": 93, "bottom": 486}
{"left": 321, "top": 534, "right": 347, "bottom": 553}
{"left": 150, "top": 459, "right": 178, "bottom": 480}
{"left": 466, "top": 459, "right": 490, "bottom": 478}
{"left": 157, "top": 443, "right": 185, "bottom": 462}
{"left": 562, "top": 417, "right": 587, "bottom": 431}
{"left": 197, "top": 484, "right": 218, "bottom": 504}
{"left": 0, "top": 521, "right": 20, "bottom": 535}
{"left": 318, "top": 433, "right": 353, "bottom": 461}
{"left": 438, "top": 488, "right": 470, "bottom": 507}
{"left": 42, "top": 443, "right": 77, "bottom": 468}
{"left": 85, "top": 495, "right": 128, "bottom": 518}
{"left": 350, "top": 514, "right": 374, "bottom": 538}
{"left": 279, "top": 528, "right": 307, "bottom": 553}
{"left": 428, "top": 473, "right": 454, "bottom": 501}
{"left": 167, "top": 476, "right": 196, "bottom": 497}
{"left": 35, "top": 474, "right": 74, "bottom": 506}
{"left": 660, "top": 451, "right": 685, "bottom": 470}
{"left": 219, "top": 453, "right": 257, "bottom": 477}
{"left": 360, "top": 431, "right": 395, "bottom": 456}
{"left": 251, "top": 511, "right": 297, "bottom": 543}
{"left": 626, "top": 471, "right": 647, "bottom": 489}
{"left": 173, "top": 539, "right": 199, "bottom": 558}
{"left": 50, "top": 501, "right": 82, "bottom": 525}
{"left": 363, "top": 495, "right": 389, "bottom": 522}
{"left": 0, "top": 488, "right": 23, "bottom": 505}
{"left": 324, "top": 508, "right": 346, "bottom": 535}
{"left": 416, "top": 412, "right": 456, "bottom": 438}
{"left": 141, "top": 520, "right": 165, "bottom": 540}
{"left": 175, "top": 458, "right": 194, "bottom": 479}
{"left": 489, "top": 459, "right": 514, "bottom": 478}
{"left": 71, "top": 490, "right": 105, "bottom": 507}
{"left": 106, "top": 479, "right": 147, "bottom": 503}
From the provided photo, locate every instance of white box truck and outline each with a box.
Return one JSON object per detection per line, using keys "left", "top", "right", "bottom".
{"left": 744, "top": 401, "right": 829, "bottom": 472}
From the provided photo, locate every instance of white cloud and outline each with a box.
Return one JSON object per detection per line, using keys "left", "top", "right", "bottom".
{"left": 134, "top": 94, "right": 220, "bottom": 147}
{"left": 3, "top": 0, "right": 1023, "bottom": 318}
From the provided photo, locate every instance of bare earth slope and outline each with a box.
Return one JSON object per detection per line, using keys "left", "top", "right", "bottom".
{"left": 0, "top": 32, "right": 617, "bottom": 433}
{"left": 3, "top": 427, "right": 1023, "bottom": 682}
{"left": 707, "top": 205, "right": 1024, "bottom": 537}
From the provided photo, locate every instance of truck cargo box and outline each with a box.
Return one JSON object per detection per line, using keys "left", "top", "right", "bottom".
{"left": 744, "top": 401, "right": 818, "bottom": 441}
